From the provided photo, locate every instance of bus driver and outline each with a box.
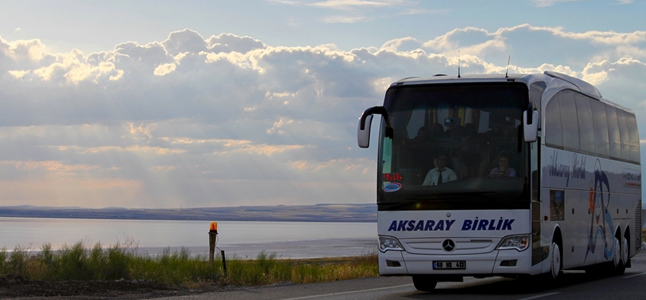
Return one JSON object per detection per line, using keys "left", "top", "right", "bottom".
{"left": 422, "top": 155, "right": 457, "bottom": 186}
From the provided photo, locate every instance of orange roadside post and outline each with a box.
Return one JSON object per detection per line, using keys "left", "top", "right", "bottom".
{"left": 209, "top": 222, "right": 217, "bottom": 265}
{"left": 208, "top": 222, "right": 226, "bottom": 275}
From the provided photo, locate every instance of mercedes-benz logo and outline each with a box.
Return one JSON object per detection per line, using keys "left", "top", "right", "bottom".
{"left": 442, "top": 239, "right": 456, "bottom": 252}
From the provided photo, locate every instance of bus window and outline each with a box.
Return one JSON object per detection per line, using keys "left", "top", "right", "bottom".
{"left": 617, "top": 108, "right": 630, "bottom": 160}
{"left": 606, "top": 106, "right": 621, "bottom": 159}
{"left": 407, "top": 103, "right": 426, "bottom": 139}
{"left": 590, "top": 99, "right": 609, "bottom": 157}
{"left": 378, "top": 82, "right": 528, "bottom": 210}
{"left": 558, "top": 91, "right": 580, "bottom": 151}
{"left": 575, "top": 94, "right": 595, "bottom": 154}
{"left": 626, "top": 113, "right": 640, "bottom": 163}
{"left": 545, "top": 96, "right": 563, "bottom": 148}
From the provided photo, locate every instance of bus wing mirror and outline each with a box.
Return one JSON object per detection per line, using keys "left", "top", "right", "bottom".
{"left": 358, "top": 106, "right": 392, "bottom": 148}
{"left": 358, "top": 114, "right": 374, "bottom": 148}
{"left": 523, "top": 103, "right": 538, "bottom": 142}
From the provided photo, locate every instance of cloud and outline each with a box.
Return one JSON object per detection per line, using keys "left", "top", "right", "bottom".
{"left": 153, "top": 63, "right": 176, "bottom": 76}
{"left": 397, "top": 8, "right": 449, "bottom": 15}
{"left": 306, "top": 0, "right": 408, "bottom": 10}
{"left": 322, "top": 15, "right": 367, "bottom": 23}
{"left": 161, "top": 29, "right": 209, "bottom": 56}
{"left": 375, "top": 24, "right": 646, "bottom": 71}
{"left": 582, "top": 58, "right": 646, "bottom": 104}
{"left": 271, "top": 0, "right": 418, "bottom": 23}
{"left": 1, "top": 25, "right": 645, "bottom": 208}
{"left": 207, "top": 33, "right": 266, "bottom": 53}
{"left": 0, "top": 37, "right": 56, "bottom": 73}
{"left": 531, "top": 0, "right": 582, "bottom": 7}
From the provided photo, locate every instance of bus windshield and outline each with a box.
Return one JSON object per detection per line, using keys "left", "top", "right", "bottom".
{"left": 379, "top": 82, "right": 530, "bottom": 211}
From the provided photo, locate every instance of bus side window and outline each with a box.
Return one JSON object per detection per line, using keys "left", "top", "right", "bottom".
{"left": 617, "top": 109, "right": 630, "bottom": 161}
{"left": 558, "top": 91, "right": 580, "bottom": 151}
{"left": 575, "top": 94, "right": 594, "bottom": 154}
{"left": 590, "top": 99, "right": 609, "bottom": 157}
{"left": 626, "top": 113, "right": 640, "bottom": 163}
{"left": 545, "top": 96, "right": 562, "bottom": 148}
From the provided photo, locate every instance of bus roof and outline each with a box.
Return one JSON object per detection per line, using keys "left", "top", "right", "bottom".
{"left": 391, "top": 71, "right": 603, "bottom": 100}
{"left": 391, "top": 74, "right": 526, "bottom": 85}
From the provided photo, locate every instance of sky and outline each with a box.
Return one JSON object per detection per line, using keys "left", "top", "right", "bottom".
{"left": 1, "top": 0, "right": 645, "bottom": 209}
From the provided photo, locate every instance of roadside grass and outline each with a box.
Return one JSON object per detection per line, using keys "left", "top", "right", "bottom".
{"left": 0, "top": 242, "right": 378, "bottom": 288}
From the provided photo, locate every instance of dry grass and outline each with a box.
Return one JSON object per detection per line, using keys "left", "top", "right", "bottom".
{"left": 1, "top": 242, "right": 378, "bottom": 288}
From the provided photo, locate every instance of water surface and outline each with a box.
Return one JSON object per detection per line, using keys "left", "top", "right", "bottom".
{"left": 0, "top": 217, "right": 377, "bottom": 259}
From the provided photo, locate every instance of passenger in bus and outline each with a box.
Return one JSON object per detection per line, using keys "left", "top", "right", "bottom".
{"left": 411, "top": 127, "right": 437, "bottom": 175}
{"left": 422, "top": 155, "right": 458, "bottom": 186}
{"left": 429, "top": 123, "right": 445, "bottom": 140}
{"left": 451, "top": 152, "right": 469, "bottom": 179}
{"left": 459, "top": 126, "right": 484, "bottom": 177}
{"left": 412, "top": 126, "right": 431, "bottom": 143}
{"left": 488, "top": 154, "right": 516, "bottom": 177}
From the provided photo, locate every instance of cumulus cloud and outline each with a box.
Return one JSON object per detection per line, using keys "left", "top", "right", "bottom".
{"left": 583, "top": 58, "right": 646, "bottom": 107}
{"left": 207, "top": 33, "right": 266, "bottom": 53}
{"left": 1, "top": 25, "right": 645, "bottom": 208}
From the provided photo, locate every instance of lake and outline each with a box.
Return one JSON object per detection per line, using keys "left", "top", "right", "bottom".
{"left": 0, "top": 217, "right": 377, "bottom": 259}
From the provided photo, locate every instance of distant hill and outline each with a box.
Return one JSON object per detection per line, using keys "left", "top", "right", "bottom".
{"left": 4, "top": 205, "right": 641, "bottom": 224}
{"left": 0, "top": 203, "right": 377, "bottom": 223}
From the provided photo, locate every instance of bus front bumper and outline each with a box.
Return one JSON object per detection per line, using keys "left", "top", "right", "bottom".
{"left": 379, "top": 249, "right": 533, "bottom": 277}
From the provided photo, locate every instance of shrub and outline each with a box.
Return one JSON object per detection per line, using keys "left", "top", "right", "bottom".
{"left": 0, "top": 247, "right": 7, "bottom": 274}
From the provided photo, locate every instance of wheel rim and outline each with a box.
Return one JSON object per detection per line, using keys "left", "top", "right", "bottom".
{"left": 551, "top": 243, "right": 561, "bottom": 278}
{"left": 612, "top": 238, "right": 621, "bottom": 267}
{"left": 621, "top": 237, "right": 629, "bottom": 265}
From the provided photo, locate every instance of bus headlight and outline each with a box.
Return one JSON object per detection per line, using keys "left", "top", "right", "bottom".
{"left": 496, "top": 234, "right": 530, "bottom": 251}
{"left": 379, "top": 235, "right": 404, "bottom": 252}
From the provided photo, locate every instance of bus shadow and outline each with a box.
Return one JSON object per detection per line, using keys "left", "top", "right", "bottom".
{"left": 404, "top": 271, "right": 620, "bottom": 298}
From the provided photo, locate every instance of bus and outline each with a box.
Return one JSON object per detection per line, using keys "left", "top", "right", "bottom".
{"left": 357, "top": 71, "right": 641, "bottom": 291}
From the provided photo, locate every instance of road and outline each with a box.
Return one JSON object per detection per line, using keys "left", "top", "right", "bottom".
{"left": 160, "top": 252, "right": 646, "bottom": 300}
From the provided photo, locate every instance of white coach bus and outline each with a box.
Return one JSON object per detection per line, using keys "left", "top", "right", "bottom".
{"left": 357, "top": 71, "right": 641, "bottom": 291}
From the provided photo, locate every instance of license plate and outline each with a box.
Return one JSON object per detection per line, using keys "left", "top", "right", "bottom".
{"left": 433, "top": 260, "right": 466, "bottom": 270}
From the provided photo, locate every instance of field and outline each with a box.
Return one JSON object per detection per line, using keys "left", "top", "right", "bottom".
{"left": 0, "top": 241, "right": 378, "bottom": 299}
{"left": 3, "top": 230, "right": 644, "bottom": 298}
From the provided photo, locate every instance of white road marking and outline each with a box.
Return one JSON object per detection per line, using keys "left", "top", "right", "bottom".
{"left": 517, "top": 292, "right": 561, "bottom": 300}
{"left": 280, "top": 283, "right": 414, "bottom": 300}
{"left": 623, "top": 272, "right": 646, "bottom": 279}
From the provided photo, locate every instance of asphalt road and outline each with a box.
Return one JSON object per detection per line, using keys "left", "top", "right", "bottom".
{"left": 160, "top": 252, "right": 646, "bottom": 300}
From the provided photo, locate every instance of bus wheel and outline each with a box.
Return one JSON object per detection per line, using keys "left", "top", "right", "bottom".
{"left": 549, "top": 242, "right": 562, "bottom": 280}
{"left": 611, "top": 237, "right": 621, "bottom": 269}
{"left": 412, "top": 275, "right": 438, "bottom": 292}
{"left": 615, "top": 236, "right": 628, "bottom": 275}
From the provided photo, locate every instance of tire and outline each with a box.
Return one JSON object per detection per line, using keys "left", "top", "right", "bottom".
{"left": 549, "top": 241, "right": 562, "bottom": 280}
{"left": 611, "top": 237, "right": 621, "bottom": 269}
{"left": 615, "top": 236, "right": 628, "bottom": 275}
{"left": 412, "top": 275, "right": 438, "bottom": 292}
